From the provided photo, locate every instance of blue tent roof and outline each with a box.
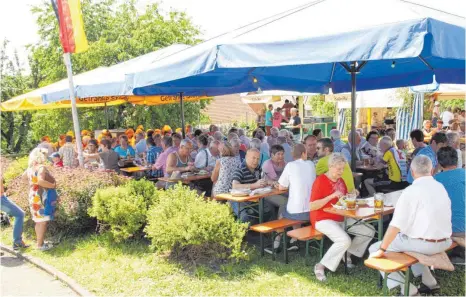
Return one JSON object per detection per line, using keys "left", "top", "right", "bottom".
{"left": 127, "top": 0, "right": 465, "bottom": 96}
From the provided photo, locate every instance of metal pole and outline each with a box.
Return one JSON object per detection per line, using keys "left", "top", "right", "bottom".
{"left": 104, "top": 102, "right": 109, "bottom": 129}
{"left": 350, "top": 62, "right": 357, "bottom": 171}
{"left": 179, "top": 92, "right": 186, "bottom": 138}
{"left": 63, "top": 53, "right": 84, "bottom": 167}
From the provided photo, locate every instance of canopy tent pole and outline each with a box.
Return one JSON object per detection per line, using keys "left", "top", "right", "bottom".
{"left": 179, "top": 92, "right": 186, "bottom": 138}
{"left": 104, "top": 102, "right": 109, "bottom": 129}
{"left": 63, "top": 53, "right": 84, "bottom": 167}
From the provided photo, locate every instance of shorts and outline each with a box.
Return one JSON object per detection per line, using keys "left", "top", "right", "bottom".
{"left": 282, "top": 208, "right": 310, "bottom": 222}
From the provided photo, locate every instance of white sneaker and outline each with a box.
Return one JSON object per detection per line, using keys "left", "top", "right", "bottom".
{"left": 38, "top": 243, "right": 53, "bottom": 251}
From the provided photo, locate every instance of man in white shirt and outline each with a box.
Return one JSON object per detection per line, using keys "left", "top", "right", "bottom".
{"left": 441, "top": 107, "right": 454, "bottom": 129}
{"left": 271, "top": 144, "right": 316, "bottom": 251}
{"left": 194, "top": 139, "right": 220, "bottom": 170}
{"left": 369, "top": 155, "right": 453, "bottom": 296}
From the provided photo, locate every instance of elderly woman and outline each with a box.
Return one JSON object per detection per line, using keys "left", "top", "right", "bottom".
{"left": 311, "top": 153, "right": 375, "bottom": 281}
{"left": 361, "top": 130, "right": 380, "bottom": 159}
{"left": 26, "top": 148, "right": 57, "bottom": 251}
{"left": 446, "top": 131, "right": 463, "bottom": 168}
{"left": 211, "top": 142, "right": 242, "bottom": 196}
{"left": 422, "top": 120, "right": 435, "bottom": 137}
{"left": 262, "top": 145, "right": 286, "bottom": 181}
{"left": 230, "top": 137, "right": 246, "bottom": 163}
{"left": 249, "top": 138, "right": 270, "bottom": 167}
{"left": 254, "top": 129, "right": 270, "bottom": 158}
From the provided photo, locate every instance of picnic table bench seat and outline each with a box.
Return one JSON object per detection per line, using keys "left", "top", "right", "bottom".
{"left": 250, "top": 218, "right": 305, "bottom": 263}
{"left": 364, "top": 242, "right": 458, "bottom": 296}
{"left": 287, "top": 226, "right": 325, "bottom": 264}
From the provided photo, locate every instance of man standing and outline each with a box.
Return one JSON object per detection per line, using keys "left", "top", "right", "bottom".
{"left": 329, "top": 129, "right": 345, "bottom": 153}
{"left": 364, "top": 136, "right": 409, "bottom": 196}
{"left": 265, "top": 104, "right": 273, "bottom": 136}
{"left": 282, "top": 99, "right": 294, "bottom": 119}
{"left": 441, "top": 107, "right": 454, "bottom": 129}
{"left": 369, "top": 155, "right": 453, "bottom": 295}
{"left": 315, "top": 138, "right": 355, "bottom": 192}
{"left": 304, "top": 135, "right": 318, "bottom": 163}
{"left": 407, "top": 132, "right": 447, "bottom": 183}
{"left": 289, "top": 108, "right": 302, "bottom": 142}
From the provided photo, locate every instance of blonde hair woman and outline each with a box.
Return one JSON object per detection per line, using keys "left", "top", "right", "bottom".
{"left": 27, "top": 148, "right": 57, "bottom": 251}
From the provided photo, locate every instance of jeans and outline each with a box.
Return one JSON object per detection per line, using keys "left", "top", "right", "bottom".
{"left": 1, "top": 195, "right": 25, "bottom": 244}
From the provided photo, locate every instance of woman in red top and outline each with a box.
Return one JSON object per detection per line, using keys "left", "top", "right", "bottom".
{"left": 310, "top": 153, "right": 375, "bottom": 282}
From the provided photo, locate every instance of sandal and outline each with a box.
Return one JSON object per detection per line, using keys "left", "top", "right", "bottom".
{"left": 314, "top": 264, "right": 327, "bottom": 282}
{"left": 38, "top": 243, "right": 53, "bottom": 251}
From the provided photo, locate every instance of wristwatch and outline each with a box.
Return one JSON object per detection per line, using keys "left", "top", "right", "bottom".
{"left": 379, "top": 247, "right": 387, "bottom": 252}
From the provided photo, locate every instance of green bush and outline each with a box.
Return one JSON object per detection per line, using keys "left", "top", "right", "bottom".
{"left": 88, "top": 186, "right": 147, "bottom": 242}
{"left": 145, "top": 184, "right": 248, "bottom": 262}
{"left": 126, "top": 178, "right": 158, "bottom": 207}
{"left": 3, "top": 156, "right": 28, "bottom": 186}
{"left": 6, "top": 167, "right": 128, "bottom": 236}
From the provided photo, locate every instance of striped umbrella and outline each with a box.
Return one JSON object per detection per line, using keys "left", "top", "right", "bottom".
{"left": 338, "top": 108, "right": 346, "bottom": 135}
{"left": 395, "top": 93, "right": 424, "bottom": 140}
{"left": 409, "top": 93, "right": 424, "bottom": 132}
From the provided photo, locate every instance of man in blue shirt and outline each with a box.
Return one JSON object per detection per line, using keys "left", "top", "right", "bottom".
{"left": 407, "top": 132, "right": 447, "bottom": 183}
{"left": 114, "top": 135, "right": 136, "bottom": 158}
{"left": 435, "top": 146, "right": 465, "bottom": 237}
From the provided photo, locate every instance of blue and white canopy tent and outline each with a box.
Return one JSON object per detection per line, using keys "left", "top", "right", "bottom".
{"left": 127, "top": 0, "right": 465, "bottom": 169}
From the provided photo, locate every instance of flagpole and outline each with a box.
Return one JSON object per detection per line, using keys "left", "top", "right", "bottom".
{"left": 63, "top": 52, "right": 84, "bottom": 166}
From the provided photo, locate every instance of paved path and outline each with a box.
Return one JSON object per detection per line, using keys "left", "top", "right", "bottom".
{"left": 1, "top": 251, "right": 78, "bottom": 297}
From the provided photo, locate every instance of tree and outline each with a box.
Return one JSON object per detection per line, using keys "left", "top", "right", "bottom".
{"left": 2, "top": 0, "right": 205, "bottom": 152}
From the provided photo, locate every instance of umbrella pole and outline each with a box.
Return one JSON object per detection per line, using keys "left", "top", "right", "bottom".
{"left": 350, "top": 63, "right": 357, "bottom": 171}
{"left": 104, "top": 102, "right": 109, "bottom": 129}
{"left": 179, "top": 92, "right": 186, "bottom": 138}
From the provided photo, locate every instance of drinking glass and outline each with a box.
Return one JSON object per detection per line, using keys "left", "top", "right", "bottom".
{"left": 374, "top": 193, "right": 384, "bottom": 210}
{"left": 346, "top": 193, "right": 357, "bottom": 210}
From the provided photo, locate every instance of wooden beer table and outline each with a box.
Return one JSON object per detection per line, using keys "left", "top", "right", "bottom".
{"left": 158, "top": 173, "right": 211, "bottom": 184}
{"left": 119, "top": 166, "right": 151, "bottom": 174}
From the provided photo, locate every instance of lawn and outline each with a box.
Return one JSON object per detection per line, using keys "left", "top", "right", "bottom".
{"left": 1, "top": 228, "right": 464, "bottom": 296}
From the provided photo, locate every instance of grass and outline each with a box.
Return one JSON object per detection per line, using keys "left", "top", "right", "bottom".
{"left": 1, "top": 228, "right": 464, "bottom": 296}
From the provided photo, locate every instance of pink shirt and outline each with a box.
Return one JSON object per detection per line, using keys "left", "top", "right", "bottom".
{"left": 273, "top": 112, "right": 284, "bottom": 128}
{"left": 261, "top": 159, "right": 287, "bottom": 181}
{"left": 154, "top": 146, "right": 178, "bottom": 175}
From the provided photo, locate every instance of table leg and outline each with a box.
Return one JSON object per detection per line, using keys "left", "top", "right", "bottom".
{"left": 377, "top": 214, "right": 384, "bottom": 288}
{"left": 344, "top": 217, "right": 348, "bottom": 274}
{"left": 259, "top": 199, "right": 264, "bottom": 257}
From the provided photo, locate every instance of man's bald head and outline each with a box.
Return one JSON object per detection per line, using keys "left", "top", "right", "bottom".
{"left": 246, "top": 148, "right": 261, "bottom": 169}
{"left": 292, "top": 143, "right": 306, "bottom": 160}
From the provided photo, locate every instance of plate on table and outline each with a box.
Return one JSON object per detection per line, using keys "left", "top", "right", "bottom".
{"left": 250, "top": 187, "right": 272, "bottom": 196}
{"left": 197, "top": 170, "right": 208, "bottom": 175}
{"left": 230, "top": 189, "right": 251, "bottom": 197}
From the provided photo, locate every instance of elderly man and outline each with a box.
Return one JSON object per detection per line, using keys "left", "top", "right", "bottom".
{"left": 238, "top": 128, "right": 250, "bottom": 149}
{"left": 213, "top": 131, "right": 224, "bottom": 142}
{"left": 194, "top": 135, "right": 219, "bottom": 170}
{"left": 231, "top": 148, "right": 270, "bottom": 222}
{"left": 277, "top": 136, "right": 293, "bottom": 163}
{"left": 446, "top": 131, "right": 463, "bottom": 168}
{"left": 341, "top": 131, "right": 364, "bottom": 164}
{"left": 304, "top": 135, "right": 318, "bottom": 163}
{"left": 369, "top": 155, "right": 453, "bottom": 296}
{"left": 364, "top": 136, "right": 409, "bottom": 196}
{"left": 407, "top": 132, "right": 447, "bottom": 183}
{"left": 409, "top": 129, "right": 426, "bottom": 157}
{"left": 315, "top": 138, "right": 355, "bottom": 192}
{"left": 230, "top": 137, "right": 246, "bottom": 163}
{"left": 385, "top": 127, "right": 396, "bottom": 142}
{"left": 255, "top": 129, "right": 270, "bottom": 158}
{"left": 134, "top": 131, "right": 146, "bottom": 156}
{"left": 330, "top": 129, "right": 345, "bottom": 153}
{"left": 249, "top": 138, "right": 269, "bottom": 167}
{"left": 435, "top": 147, "right": 465, "bottom": 238}
{"left": 166, "top": 139, "right": 195, "bottom": 177}
{"left": 267, "top": 127, "right": 280, "bottom": 147}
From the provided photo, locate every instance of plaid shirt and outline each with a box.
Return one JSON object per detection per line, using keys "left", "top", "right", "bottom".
{"left": 146, "top": 146, "right": 163, "bottom": 177}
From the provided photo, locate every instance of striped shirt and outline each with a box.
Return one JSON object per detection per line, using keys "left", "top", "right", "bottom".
{"left": 232, "top": 162, "right": 261, "bottom": 184}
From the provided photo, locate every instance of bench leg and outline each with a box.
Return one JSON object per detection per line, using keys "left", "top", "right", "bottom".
{"left": 319, "top": 238, "right": 324, "bottom": 261}
{"left": 272, "top": 231, "right": 276, "bottom": 261}
{"left": 382, "top": 272, "right": 389, "bottom": 296}
{"left": 404, "top": 268, "right": 411, "bottom": 297}
{"left": 305, "top": 240, "right": 310, "bottom": 266}
{"left": 283, "top": 231, "right": 288, "bottom": 264}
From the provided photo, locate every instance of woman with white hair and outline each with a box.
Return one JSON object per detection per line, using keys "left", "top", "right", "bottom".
{"left": 311, "top": 153, "right": 375, "bottom": 281}
{"left": 27, "top": 148, "right": 57, "bottom": 251}
{"left": 446, "top": 131, "right": 463, "bottom": 168}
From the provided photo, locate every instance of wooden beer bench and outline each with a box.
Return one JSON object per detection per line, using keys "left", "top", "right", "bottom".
{"left": 287, "top": 226, "right": 324, "bottom": 265}
{"left": 250, "top": 218, "right": 305, "bottom": 263}
{"left": 364, "top": 242, "right": 458, "bottom": 296}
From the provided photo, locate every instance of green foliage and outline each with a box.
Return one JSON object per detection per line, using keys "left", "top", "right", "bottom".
{"left": 145, "top": 184, "right": 248, "bottom": 261}
{"left": 3, "top": 156, "right": 28, "bottom": 186}
{"left": 6, "top": 166, "right": 127, "bottom": 236}
{"left": 439, "top": 99, "right": 464, "bottom": 112}
{"left": 88, "top": 186, "right": 147, "bottom": 242}
{"left": 308, "top": 94, "right": 336, "bottom": 117}
{"left": 125, "top": 178, "right": 158, "bottom": 207}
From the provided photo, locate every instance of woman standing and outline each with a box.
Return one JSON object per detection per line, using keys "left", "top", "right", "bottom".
{"left": 311, "top": 154, "right": 375, "bottom": 281}
{"left": 211, "top": 142, "right": 241, "bottom": 197}
{"left": 27, "top": 148, "right": 57, "bottom": 251}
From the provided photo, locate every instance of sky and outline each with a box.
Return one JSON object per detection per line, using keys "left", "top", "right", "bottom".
{"left": 0, "top": 0, "right": 465, "bottom": 70}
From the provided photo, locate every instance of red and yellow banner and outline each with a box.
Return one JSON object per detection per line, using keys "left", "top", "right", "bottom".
{"left": 51, "top": 0, "right": 89, "bottom": 53}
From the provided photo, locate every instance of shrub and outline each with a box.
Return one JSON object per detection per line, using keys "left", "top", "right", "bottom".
{"left": 126, "top": 178, "right": 158, "bottom": 207}
{"left": 3, "top": 156, "right": 28, "bottom": 186}
{"left": 5, "top": 167, "right": 128, "bottom": 236}
{"left": 145, "top": 184, "right": 248, "bottom": 262}
{"left": 88, "top": 186, "right": 147, "bottom": 242}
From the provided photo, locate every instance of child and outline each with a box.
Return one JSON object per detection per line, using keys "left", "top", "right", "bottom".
{"left": 50, "top": 152, "right": 63, "bottom": 168}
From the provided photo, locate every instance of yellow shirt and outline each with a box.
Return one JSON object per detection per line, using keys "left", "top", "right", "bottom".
{"left": 383, "top": 150, "right": 402, "bottom": 182}
{"left": 315, "top": 155, "right": 355, "bottom": 192}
